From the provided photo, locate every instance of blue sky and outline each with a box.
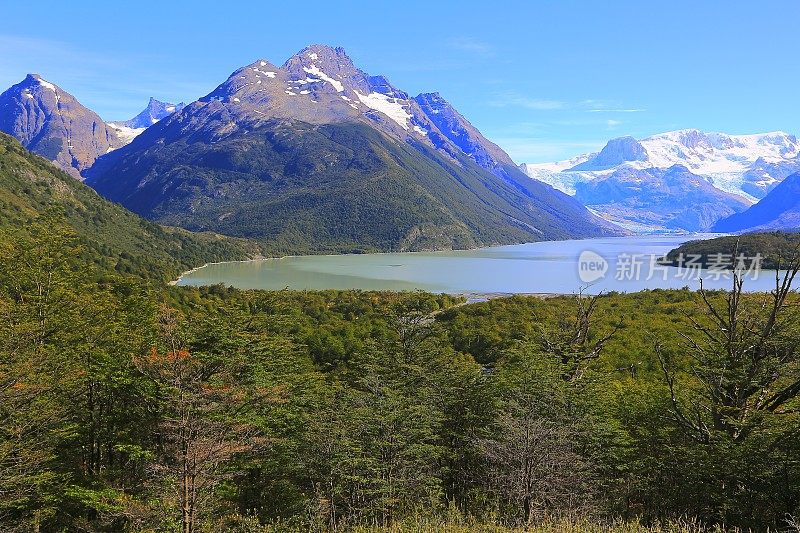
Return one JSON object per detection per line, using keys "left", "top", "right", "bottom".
{"left": 1, "top": 0, "right": 798, "bottom": 163}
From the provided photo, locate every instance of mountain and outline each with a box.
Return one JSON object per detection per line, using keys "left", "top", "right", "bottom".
{"left": 574, "top": 165, "right": 751, "bottom": 231}
{"left": 87, "top": 45, "right": 616, "bottom": 254}
{"left": 0, "top": 74, "right": 125, "bottom": 179}
{"left": 107, "top": 97, "right": 186, "bottom": 143}
{"left": 713, "top": 172, "right": 800, "bottom": 232}
{"left": 0, "top": 132, "right": 258, "bottom": 281}
{"left": 521, "top": 129, "right": 800, "bottom": 231}
{"left": 571, "top": 136, "right": 648, "bottom": 171}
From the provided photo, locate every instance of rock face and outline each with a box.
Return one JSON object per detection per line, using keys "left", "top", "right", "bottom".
{"left": 86, "top": 44, "right": 616, "bottom": 253}
{"left": 0, "top": 74, "right": 124, "bottom": 178}
{"left": 521, "top": 129, "right": 800, "bottom": 231}
{"left": 714, "top": 172, "right": 800, "bottom": 232}
{"left": 413, "top": 92, "right": 519, "bottom": 179}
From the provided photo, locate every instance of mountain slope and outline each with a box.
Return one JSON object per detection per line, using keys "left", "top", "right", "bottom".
{"left": 521, "top": 129, "right": 799, "bottom": 231}
{"left": 87, "top": 45, "right": 615, "bottom": 253}
{"left": 0, "top": 132, "right": 258, "bottom": 280}
{"left": 413, "top": 92, "right": 519, "bottom": 180}
{"left": 0, "top": 74, "right": 125, "bottom": 178}
{"left": 713, "top": 172, "right": 800, "bottom": 232}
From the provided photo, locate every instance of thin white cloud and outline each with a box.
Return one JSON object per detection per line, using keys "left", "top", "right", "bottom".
{"left": 580, "top": 99, "right": 645, "bottom": 113}
{"left": 445, "top": 37, "right": 495, "bottom": 58}
{"left": 491, "top": 95, "right": 643, "bottom": 113}
{"left": 490, "top": 93, "right": 566, "bottom": 110}
{"left": 587, "top": 108, "right": 646, "bottom": 113}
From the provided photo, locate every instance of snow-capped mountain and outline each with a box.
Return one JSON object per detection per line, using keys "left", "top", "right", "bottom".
{"left": 107, "top": 98, "right": 186, "bottom": 144}
{"left": 167, "top": 44, "right": 534, "bottom": 182}
{"left": 521, "top": 129, "right": 800, "bottom": 231}
{"left": 0, "top": 74, "right": 125, "bottom": 178}
{"left": 87, "top": 44, "right": 616, "bottom": 253}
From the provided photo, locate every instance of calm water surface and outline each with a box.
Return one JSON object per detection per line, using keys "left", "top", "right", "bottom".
{"left": 177, "top": 235, "right": 785, "bottom": 294}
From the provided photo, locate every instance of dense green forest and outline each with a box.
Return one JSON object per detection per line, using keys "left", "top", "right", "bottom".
{"left": 665, "top": 231, "right": 800, "bottom": 270}
{"left": 2, "top": 135, "right": 800, "bottom": 531}
{"left": 2, "top": 210, "right": 799, "bottom": 532}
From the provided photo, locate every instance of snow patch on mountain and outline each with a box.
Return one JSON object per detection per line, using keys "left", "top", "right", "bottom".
{"left": 302, "top": 64, "right": 344, "bottom": 92}
{"left": 106, "top": 123, "right": 146, "bottom": 144}
{"left": 252, "top": 67, "right": 276, "bottom": 78}
{"left": 523, "top": 129, "right": 800, "bottom": 201}
{"left": 354, "top": 90, "right": 412, "bottom": 130}
{"left": 639, "top": 130, "right": 800, "bottom": 173}
{"left": 36, "top": 78, "right": 57, "bottom": 92}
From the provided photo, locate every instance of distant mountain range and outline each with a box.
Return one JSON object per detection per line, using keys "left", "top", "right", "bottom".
{"left": 3, "top": 47, "right": 798, "bottom": 245}
{"left": 521, "top": 130, "right": 800, "bottom": 232}
{"left": 84, "top": 44, "right": 616, "bottom": 253}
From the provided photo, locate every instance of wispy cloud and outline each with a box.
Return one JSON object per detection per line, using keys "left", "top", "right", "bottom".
{"left": 490, "top": 94, "right": 644, "bottom": 114}
{"left": 490, "top": 93, "right": 566, "bottom": 110}
{"left": 587, "top": 108, "right": 646, "bottom": 113}
{"left": 606, "top": 119, "right": 622, "bottom": 129}
{"left": 580, "top": 99, "right": 646, "bottom": 113}
{"left": 445, "top": 37, "right": 495, "bottom": 58}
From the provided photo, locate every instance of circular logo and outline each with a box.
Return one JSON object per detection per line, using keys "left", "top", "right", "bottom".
{"left": 578, "top": 250, "right": 608, "bottom": 283}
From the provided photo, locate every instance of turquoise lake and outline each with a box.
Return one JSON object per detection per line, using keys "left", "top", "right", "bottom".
{"left": 177, "top": 235, "right": 783, "bottom": 294}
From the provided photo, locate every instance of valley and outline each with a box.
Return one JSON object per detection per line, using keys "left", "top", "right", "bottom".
{"left": 1, "top": 4, "right": 799, "bottom": 531}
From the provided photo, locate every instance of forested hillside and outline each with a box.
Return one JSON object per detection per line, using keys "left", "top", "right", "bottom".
{"left": 0, "top": 133, "right": 259, "bottom": 280}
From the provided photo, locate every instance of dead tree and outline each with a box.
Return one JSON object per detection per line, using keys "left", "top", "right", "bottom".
{"left": 658, "top": 249, "right": 800, "bottom": 443}
{"left": 539, "top": 290, "right": 621, "bottom": 381}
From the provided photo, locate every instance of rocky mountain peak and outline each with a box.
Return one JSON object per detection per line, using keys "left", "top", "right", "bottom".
{"left": 570, "top": 136, "right": 647, "bottom": 171}
{"left": 23, "top": 73, "right": 44, "bottom": 84}
{"left": 0, "top": 74, "right": 123, "bottom": 178}
{"left": 283, "top": 44, "right": 355, "bottom": 72}
{"left": 93, "top": 45, "right": 530, "bottom": 183}
{"left": 281, "top": 45, "right": 365, "bottom": 97}
{"left": 415, "top": 92, "right": 445, "bottom": 105}
{"left": 13, "top": 74, "right": 60, "bottom": 99}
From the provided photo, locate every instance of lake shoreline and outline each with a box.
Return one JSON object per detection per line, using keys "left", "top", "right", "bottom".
{"left": 172, "top": 235, "right": 764, "bottom": 294}
{"left": 170, "top": 234, "right": 709, "bottom": 287}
